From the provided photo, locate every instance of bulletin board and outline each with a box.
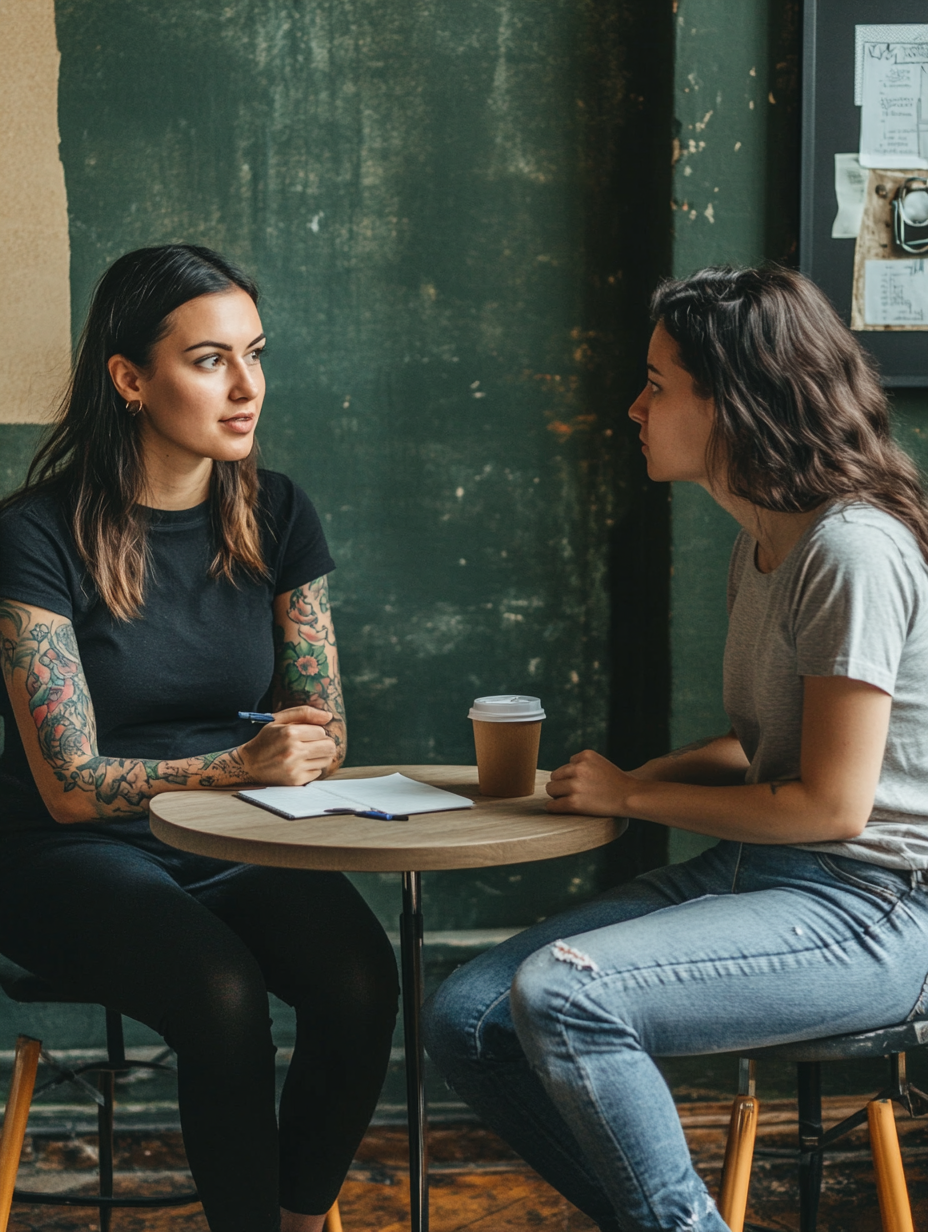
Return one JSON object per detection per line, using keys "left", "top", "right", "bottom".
{"left": 801, "top": 0, "right": 928, "bottom": 386}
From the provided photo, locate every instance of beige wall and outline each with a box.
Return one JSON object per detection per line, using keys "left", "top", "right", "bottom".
{"left": 0, "top": 0, "right": 71, "bottom": 423}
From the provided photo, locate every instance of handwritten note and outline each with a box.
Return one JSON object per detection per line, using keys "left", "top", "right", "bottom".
{"left": 856, "top": 26, "right": 928, "bottom": 101}
{"left": 859, "top": 42, "right": 928, "bottom": 169}
{"left": 864, "top": 259, "right": 928, "bottom": 326}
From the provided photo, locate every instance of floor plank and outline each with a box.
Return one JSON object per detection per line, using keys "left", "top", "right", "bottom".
{"left": 7, "top": 1100, "right": 928, "bottom": 1231}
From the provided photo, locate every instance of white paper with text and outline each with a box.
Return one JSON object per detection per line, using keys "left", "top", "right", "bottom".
{"left": 236, "top": 773, "right": 474, "bottom": 820}
{"left": 864, "top": 258, "right": 928, "bottom": 325}
{"left": 832, "top": 154, "right": 868, "bottom": 237}
{"left": 857, "top": 28, "right": 928, "bottom": 169}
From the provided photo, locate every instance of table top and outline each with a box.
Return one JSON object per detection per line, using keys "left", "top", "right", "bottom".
{"left": 148, "top": 765, "right": 625, "bottom": 872}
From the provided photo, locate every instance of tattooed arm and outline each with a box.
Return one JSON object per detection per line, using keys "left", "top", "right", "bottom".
{"left": 0, "top": 599, "right": 334, "bottom": 824}
{"left": 628, "top": 730, "right": 749, "bottom": 786}
{"left": 269, "top": 577, "right": 346, "bottom": 776}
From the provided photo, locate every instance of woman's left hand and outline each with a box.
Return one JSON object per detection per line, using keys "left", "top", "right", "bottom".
{"left": 545, "top": 750, "right": 636, "bottom": 815}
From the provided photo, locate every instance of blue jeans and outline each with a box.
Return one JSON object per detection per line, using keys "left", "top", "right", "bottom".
{"left": 422, "top": 841, "right": 928, "bottom": 1232}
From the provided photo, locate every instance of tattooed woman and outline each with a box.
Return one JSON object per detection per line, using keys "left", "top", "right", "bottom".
{"left": 0, "top": 245, "right": 397, "bottom": 1232}
{"left": 424, "top": 268, "right": 928, "bottom": 1232}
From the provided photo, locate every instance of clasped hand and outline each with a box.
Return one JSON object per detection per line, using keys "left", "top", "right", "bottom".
{"left": 239, "top": 706, "right": 337, "bottom": 785}
{"left": 546, "top": 749, "right": 635, "bottom": 816}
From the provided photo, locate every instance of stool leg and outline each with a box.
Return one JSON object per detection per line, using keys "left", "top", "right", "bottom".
{"left": 0, "top": 1036, "right": 42, "bottom": 1232}
{"left": 98, "top": 1068, "right": 115, "bottom": 1232}
{"left": 325, "top": 1197, "right": 344, "bottom": 1232}
{"left": 718, "top": 1094, "right": 759, "bottom": 1231}
{"left": 105, "top": 1009, "right": 126, "bottom": 1067}
{"left": 797, "top": 1061, "right": 823, "bottom": 1232}
{"left": 868, "top": 1099, "right": 914, "bottom": 1232}
{"left": 97, "top": 1010, "right": 125, "bottom": 1232}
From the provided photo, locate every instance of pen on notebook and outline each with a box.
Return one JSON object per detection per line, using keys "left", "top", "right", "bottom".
{"left": 323, "top": 808, "right": 410, "bottom": 821}
{"left": 238, "top": 711, "right": 276, "bottom": 724}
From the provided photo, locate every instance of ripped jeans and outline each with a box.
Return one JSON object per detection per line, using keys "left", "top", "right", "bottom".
{"left": 422, "top": 841, "right": 928, "bottom": 1232}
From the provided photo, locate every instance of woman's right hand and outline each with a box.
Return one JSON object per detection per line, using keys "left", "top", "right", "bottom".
{"left": 238, "top": 707, "right": 338, "bottom": 785}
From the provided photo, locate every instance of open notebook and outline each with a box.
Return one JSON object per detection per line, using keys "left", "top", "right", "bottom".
{"left": 236, "top": 772, "right": 474, "bottom": 820}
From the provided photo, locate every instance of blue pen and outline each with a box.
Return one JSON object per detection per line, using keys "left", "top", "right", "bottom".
{"left": 238, "top": 711, "right": 276, "bottom": 724}
{"left": 324, "top": 808, "right": 409, "bottom": 821}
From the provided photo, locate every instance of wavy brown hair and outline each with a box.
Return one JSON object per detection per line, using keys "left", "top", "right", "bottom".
{"left": 651, "top": 266, "right": 928, "bottom": 561}
{"left": 3, "top": 244, "right": 269, "bottom": 620}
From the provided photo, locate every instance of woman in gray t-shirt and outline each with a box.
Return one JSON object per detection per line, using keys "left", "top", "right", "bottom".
{"left": 424, "top": 267, "right": 928, "bottom": 1232}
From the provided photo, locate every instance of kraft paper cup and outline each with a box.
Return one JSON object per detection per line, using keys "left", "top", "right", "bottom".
{"left": 468, "top": 695, "right": 546, "bottom": 798}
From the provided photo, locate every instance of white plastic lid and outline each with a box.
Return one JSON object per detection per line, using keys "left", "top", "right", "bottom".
{"left": 468, "top": 695, "right": 546, "bottom": 723}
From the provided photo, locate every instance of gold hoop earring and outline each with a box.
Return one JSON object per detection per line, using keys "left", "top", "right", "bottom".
{"left": 125, "top": 400, "right": 143, "bottom": 416}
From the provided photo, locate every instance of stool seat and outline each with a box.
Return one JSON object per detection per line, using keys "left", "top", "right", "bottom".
{"left": 718, "top": 1018, "right": 928, "bottom": 1231}
{"left": 740, "top": 1016, "right": 928, "bottom": 1064}
{"left": 0, "top": 956, "right": 94, "bottom": 1006}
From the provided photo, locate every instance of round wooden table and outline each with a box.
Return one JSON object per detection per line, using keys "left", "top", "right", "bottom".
{"left": 150, "top": 765, "right": 625, "bottom": 1232}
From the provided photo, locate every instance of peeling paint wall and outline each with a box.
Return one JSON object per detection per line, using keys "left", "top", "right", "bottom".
{"left": 0, "top": 1, "right": 673, "bottom": 932}
{"left": 668, "top": 0, "right": 803, "bottom": 863}
{"left": 669, "top": 1, "right": 792, "bottom": 863}
{"left": 667, "top": 0, "right": 928, "bottom": 863}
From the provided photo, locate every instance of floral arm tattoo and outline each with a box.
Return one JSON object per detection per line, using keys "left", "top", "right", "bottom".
{"left": 0, "top": 599, "right": 252, "bottom": 823}
{"left": 270, "top": 577, "right": 346, "bottom": 773}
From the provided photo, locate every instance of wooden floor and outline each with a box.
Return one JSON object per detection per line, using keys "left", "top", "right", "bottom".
{"left": 7, "top": 1099, "right": 928, "bottom": 1230}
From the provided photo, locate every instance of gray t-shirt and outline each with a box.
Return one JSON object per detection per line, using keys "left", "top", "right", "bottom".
{"left": 724, "top": 502, "right": 928, "bottom": 870}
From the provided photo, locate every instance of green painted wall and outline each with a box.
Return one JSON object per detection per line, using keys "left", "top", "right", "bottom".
{"left": 668, "top": 0, "right": 798, "bottom": 860}
{"left": 3, "top": 0, "right": 922, "bottom": 1126}
{"left": 0, "top": 0, "right": 675, "bottom": 928}
{"left": 0, "top": 0, "right": 674, "bottom": 1112}
{"left": 667, "top": 0, "right": 928, "bottom": 863}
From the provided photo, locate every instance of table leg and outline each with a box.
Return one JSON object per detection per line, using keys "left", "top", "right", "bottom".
{"left": 400, "top": 871, "right": 428, "bottom": 1232}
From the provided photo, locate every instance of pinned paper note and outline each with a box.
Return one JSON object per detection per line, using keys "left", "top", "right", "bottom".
{"left": 855, "top": 25, "right": 928, "bottom": 105}
{"left": 864, "top": 259, "right": 928, "bottom": 326}
{"left": 860, "top": 47, "right": 928, "bottom": 169}
{"left": 856, "top": 27, "right": 928, "bottom": 169}
{"left": 832, "top": 154, "right": 868, "bottom": 238}
{"left": 850, "top": 170, "right": 928, "bottom": 331}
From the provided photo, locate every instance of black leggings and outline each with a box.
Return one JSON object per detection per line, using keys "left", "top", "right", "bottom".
{"left": 0, "top": 824, "right": 399, "bottom": 1232}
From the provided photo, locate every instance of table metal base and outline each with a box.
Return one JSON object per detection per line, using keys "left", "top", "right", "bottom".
{"left": 399, "top": 872, "right": 426, "bottom": 1232}
{"left": 400, "top": 871, "right": 428, "bottom": 1232}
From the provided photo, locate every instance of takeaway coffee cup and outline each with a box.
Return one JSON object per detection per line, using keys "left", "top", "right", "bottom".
{"left": 468, "top": 695, "right": 546, "bottom": 798}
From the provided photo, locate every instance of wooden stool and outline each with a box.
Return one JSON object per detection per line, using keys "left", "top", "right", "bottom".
{"left": 0, "top": 958, "right": 343, "bottom": 1232}
{"left": 717, "top": 1018, "right": 928, "bottom": 1232}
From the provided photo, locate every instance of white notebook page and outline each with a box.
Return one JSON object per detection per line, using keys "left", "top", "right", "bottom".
{"left": 236, "top": 773, "right": 474, "bottom": 820}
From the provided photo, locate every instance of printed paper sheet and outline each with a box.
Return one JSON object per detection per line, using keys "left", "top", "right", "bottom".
{"left": 832, "top": 154, "right": 868, "bottom": 238}
{"left": 856, "top": 26, "right": 928, "bottom": 169}
{"left": 864, "top": 258, "right": 928, "bottom": 326}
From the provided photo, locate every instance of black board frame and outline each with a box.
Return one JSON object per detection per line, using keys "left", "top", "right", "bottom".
{"left": 801, "top": 0, "right": 928, "bottom": 387}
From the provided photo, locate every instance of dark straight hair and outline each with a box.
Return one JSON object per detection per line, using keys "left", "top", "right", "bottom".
{"left": 5, "top": 243, "right": 268, "bottom": 620}
{"left": 651, "top": 265, "right": 928, "bottom": 562}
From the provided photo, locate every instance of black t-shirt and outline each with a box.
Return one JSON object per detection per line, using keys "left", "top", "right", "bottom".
{"left": 0, "top": 469, "right": 335, "bottom": 833}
